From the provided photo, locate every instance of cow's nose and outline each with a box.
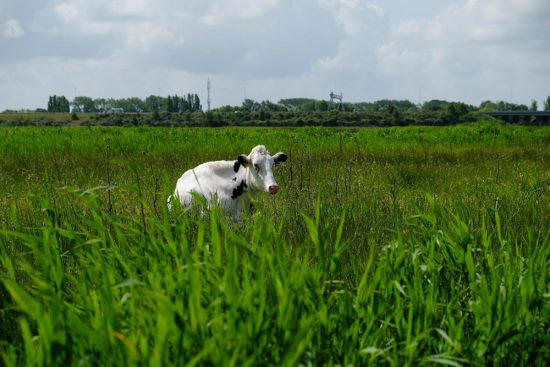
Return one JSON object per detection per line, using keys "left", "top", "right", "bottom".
{"left": 268, "top": 185, "right": 279, "bottom": 194}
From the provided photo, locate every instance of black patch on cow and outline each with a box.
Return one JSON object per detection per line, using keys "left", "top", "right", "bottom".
{"left": 232, "top": 177, "right": 237, "bottom": 182}
{"left": 231, "top": 180, "right": 248, "bottom": 199}
{"left": 238, "top": 154, "right": 250, "bottom": 167}
{"left": 233, "top": 161, "right": 241, "bottom": 173}
{"left": 274, "top": 152, "right": 288, "bottom": 164}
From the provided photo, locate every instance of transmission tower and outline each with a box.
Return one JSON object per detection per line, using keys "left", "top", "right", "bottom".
{"left": 330, "top": 91, "right": 343, "bottom": 109}
{"left": 207, "top": 78, "right": 211, "bottom": 111}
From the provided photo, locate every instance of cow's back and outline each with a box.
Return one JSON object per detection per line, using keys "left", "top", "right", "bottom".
{"left": 174, "top": 160, "right": 236, "bottom": 205}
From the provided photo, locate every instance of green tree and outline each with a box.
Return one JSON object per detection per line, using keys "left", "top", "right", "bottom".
{"left": 167, "top": 95, "right": 174, "bottom": 113}
{"left": 193, "top": 94, "right": 202, "bottom": 111}
{"left": 241, "top": 99, "right": 258, "bottom": 112}
{"left": 125, "top": 97, "right": 145, "bottom": 113}
{"left": 47, "top": 95, "right": 70, "bottom": 112}
{"left": 301, "top": 101, "right": 317, "bottom": 112}
{"left": 376, "top": 99, "right": 417, "bottom": 111}
{"left": 278, "top": 98, "right": 317, "bottom": 111}
{"left": 179, "top": 96, "right": 190, "bottom": 112}
{"left": 446, "top": 102, "right": 470, "bottom": 122}
{"left": 529, "top": 100, "right": 538, "bottom": 111}
{"left": 95, "top": 98, "right": 107, "bottom": 112}
{"left": 172, "top": 95, "right": 180, "bottom": 112}
{"left": 72, "top": 96, "right": 96, "bottom": 113}
{"left": 316, "top": 100, "right": 329, "bottom": 112}
{"left": 61, "top": 96, "right": 70, "bottom": 112}
{"left": 47, "top": 95, "right": 54, "bottom": 112}
{"left": 422, "top": 100, "right": 449, "bottom": 112}
{"left": 544, "top": 96, "right": 550, "bottom": 111}
{"left": 145, "top": 95, "right": 162, "bottom": 112}
{"left": 479, "top": 100, "right": 498, "bottom": 111}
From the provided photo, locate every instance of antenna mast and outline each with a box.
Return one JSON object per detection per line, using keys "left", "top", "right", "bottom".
{"left": 207, "top": 78, "right": 211, "bottom": 111}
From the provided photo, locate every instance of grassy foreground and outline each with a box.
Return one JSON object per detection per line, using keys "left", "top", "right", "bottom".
{"left": 1, "top": 123, "right": 549, "bottom": 366}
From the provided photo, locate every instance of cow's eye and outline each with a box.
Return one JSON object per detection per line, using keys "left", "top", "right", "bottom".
{"left": 254, "top": 164, "right": 260, "bottom": 172}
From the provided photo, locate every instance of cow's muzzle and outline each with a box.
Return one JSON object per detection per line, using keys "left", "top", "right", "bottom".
{"left": 268, "top": 185, "right": 279, "bottom": 194}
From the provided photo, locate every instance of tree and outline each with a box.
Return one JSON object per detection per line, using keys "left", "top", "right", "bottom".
{"left": 422, "top": 100, "right": 450, "bottom": 112}
{"left": 529, "top": 100, "right": 538, "bottom": 112}
{"left": 167, "top": 95, "right": 174, "bottom": 113}
{"left": 193, "top": 94, "right": 202, "bottom": 112}
{"left": 95, "top": 98, "right": 107, "bottom": 112}
{"left": 241, "top": 99, "right": 258, "bottom": 112}
{"left": 486, "top": 100, "right": 529, "bottom": 111}
{"left": 446, "top": 102, "right": 470, "bottom": 122}
{"left": 376, "top": 99, "right": 417, "bottom": 111}
{"left": 544, "top": 96, "right": 550, "bottom": 111}
{"left": 61, "top": 97, "right": 70, "bottom": 112}
{"left": 47, "top": 95, "right": 70, "bottom": 112}
{"left": 125, "top": 97, "right": 146, "bottom": 113}
{"left": 479, "top": 100, "right": 498, "bottom": 111}
{"left": 179, "top": 96, "right": 190, "bottom": 112}
{"left": 47, "top": 96, "right": 54, "bottom": 112}
{"left": 316, "top": 100, "right": 329, "bottom": 112}
{"left": 278, "top": 98, "right": 317, "bottom": 111}
{"left": 72, "top": 96, "right": 95, "bottom": 113}
{"left": 145, "top": 95, "right": 162, "bottom": 112}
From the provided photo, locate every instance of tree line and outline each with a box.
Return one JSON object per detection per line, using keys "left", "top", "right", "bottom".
{"left": 2, "top": 94, "right": 550, "bottom": 128}
{"left": 27, "top": 94, "right": 547, "bottom": 114}
{"left": 67, "top": 94, "right": 202, "bottom": 113}
{"left": 30, "top": 94, "right": 550, "bottom": 115}
{"left": 214, "top": 97, "right": 550, "bottom": 114}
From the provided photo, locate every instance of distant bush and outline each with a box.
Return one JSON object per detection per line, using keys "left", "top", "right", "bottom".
{"left": 0, "top": 109, "right": 541, "bottom": 127}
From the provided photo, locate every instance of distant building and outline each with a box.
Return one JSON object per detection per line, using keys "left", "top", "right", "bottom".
{"left": 111, "top": 107, "right": 124, "bottom": 114}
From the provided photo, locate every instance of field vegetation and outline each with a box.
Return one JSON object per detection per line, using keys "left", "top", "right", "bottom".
{"left": 1, "top": 123, "right": 549, "bottom": 365}
{"left": 3, "top": 96, "right": 543, "bottom": 128}
{"left": 0, "top": 109, "right": 480, "bottom": 128}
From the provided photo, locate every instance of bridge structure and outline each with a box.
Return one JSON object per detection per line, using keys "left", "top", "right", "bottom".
{"left": 483, "top": 111, "right": 550, "bottom": 124}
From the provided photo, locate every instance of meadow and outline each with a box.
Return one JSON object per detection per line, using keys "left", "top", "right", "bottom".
{"left": 0, "top": 123, "right": 549, "bottom": 366}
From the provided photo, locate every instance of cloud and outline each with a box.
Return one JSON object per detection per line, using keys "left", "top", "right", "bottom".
{"left": 0, "top": 0, "right": 346, "bottom": 109}
{"left": 22, "top": 0, "right": 343, "bottom": 77}
{"left": 0, "top": 0, "right": 548, "bottom": 110}
{"left": 373, "top": 0, "right": 550, "bottom": 103}
{"left": 308, "top": 0, "right": 390, "bottom": 99}
{"left": 2, "top": 19, "right": 24, "bottom": 38}
{"left": 200, "top": 0, "right": 280, "bottom": 25}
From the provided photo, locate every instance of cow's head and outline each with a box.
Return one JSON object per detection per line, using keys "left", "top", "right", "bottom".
{"left": 237, "top": 145, "right": 287, "bottom": 194}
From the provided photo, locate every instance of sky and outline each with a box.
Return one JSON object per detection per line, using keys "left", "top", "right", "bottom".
{"left": 1, "top": 0, "right": 549, "bottom": 110}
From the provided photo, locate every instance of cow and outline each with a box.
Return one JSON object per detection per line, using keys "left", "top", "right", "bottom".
{"left": 168, "top": 145, "right": 287, "bottom": 219}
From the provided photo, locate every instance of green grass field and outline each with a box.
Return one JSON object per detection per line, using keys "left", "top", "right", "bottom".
{"left": 0, "top": 113, "right": 94, "bottom": 126}
{"left": 1, "top": 123, "right": 549, "bottom": 366}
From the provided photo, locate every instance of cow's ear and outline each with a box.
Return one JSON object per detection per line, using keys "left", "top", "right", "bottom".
{"left": 273, "top": 152, "right": 287, "bottom": 164}
{"left": 238, "top": 154, "right": 250, "bottom": 167}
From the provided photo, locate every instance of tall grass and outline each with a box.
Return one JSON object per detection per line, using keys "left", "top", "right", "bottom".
{"left": 1, "top": 123, "right": 549, "bottom": 365}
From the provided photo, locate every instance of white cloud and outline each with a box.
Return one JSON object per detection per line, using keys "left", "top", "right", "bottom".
{"left": 0, "top": 0, "right": 549, "bottom": 110}
{"left": 55, "top": 3, "right": 79, "bottom": 22}
{"left": 201, "top": 0, "right": 280, "bottom": 25}
{"left": 311, "top": 0, "right": 388, "bottom": 84}
{"left": 2, "top": 19, "right": 24, "bottom": 38}
{"left": 373, "top": 0, "right": 550, "bottom": 103}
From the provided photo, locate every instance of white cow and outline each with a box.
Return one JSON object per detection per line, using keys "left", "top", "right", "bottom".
{"left": 169, "top": 145, "right": 287, "bottom": 219}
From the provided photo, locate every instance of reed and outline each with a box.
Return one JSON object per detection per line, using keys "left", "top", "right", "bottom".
{"left": 1, "top": 123, "right": 549, "bottom": 365}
